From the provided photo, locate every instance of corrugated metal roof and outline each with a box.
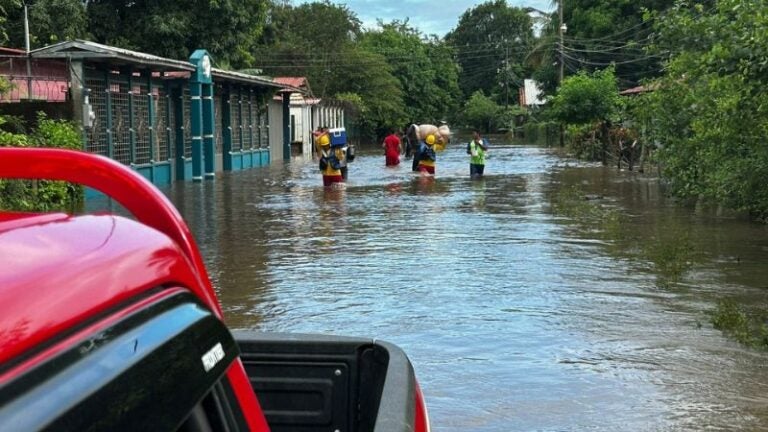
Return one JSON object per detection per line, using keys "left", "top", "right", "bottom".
{"left": 30, "top": 40, "right": 195, "bottom": 71}
{"left": 211, "top": 68, "right": 288, "bottom": 89}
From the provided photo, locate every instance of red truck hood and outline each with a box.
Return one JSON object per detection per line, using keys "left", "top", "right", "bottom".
{"left": 0, "top": 213, "right": 202, "bottom": 366}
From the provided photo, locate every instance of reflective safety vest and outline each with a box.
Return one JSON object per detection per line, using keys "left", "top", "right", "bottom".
{"left": 469, "top": 139, "right": 487, "bottom": 165}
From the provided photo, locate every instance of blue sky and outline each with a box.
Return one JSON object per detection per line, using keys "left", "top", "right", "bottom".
{"left": 291, "top": 0, "right": 554, "bottom": 37}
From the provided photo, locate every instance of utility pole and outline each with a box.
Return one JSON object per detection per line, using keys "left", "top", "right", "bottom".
{"left": 24, "top": 2, "right": 32, "bottom": 99}
{"left": 558, "top": 0, "right": 564, "bottom": 84}
{"left": 504, "top": 45, "right": 509, "bottom": 108}
{"left": 558, "top": 0, "right": 566, "bottom": 147}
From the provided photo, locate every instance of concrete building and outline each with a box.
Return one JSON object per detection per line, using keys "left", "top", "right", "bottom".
{"left": 0, "top": 40, "right": 305, "bottom": 188}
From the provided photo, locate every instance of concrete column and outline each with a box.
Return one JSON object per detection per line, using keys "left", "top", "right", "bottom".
{"left": 190, "top": 82, "right": 203, "bottom": 181}
{"left": 173, "top": 85, "right": 186, "bottom": 180}
{"left": 222, "top": 84, "right": 232, "bottom": 171}
{"left": 282, "top": 92, "right": 291, "bottom": 160}
{"left": 202, "top": 83, "right": 215, "bottom": 178}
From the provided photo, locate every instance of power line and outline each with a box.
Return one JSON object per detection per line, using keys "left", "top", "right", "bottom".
{"left": 560, "top": 49, "right": 669, "bottom": 66}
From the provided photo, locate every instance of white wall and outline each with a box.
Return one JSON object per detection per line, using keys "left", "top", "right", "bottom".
{"left": 523, "top": 79, "right": 545, "bottom": 106}
{"left": 268, "top": 99, "right": 284, "bottom": 163}
{"left": 289, "top": 103, "right": 314, "bottom": 158}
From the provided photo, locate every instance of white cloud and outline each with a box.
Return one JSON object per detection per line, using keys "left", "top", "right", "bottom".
{"left": 292, "top": 0, "right": 555, "bottom": 37}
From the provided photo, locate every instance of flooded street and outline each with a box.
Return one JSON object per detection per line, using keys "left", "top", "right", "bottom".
{"left": 164, "top": 140, "right": 768, "bottom": 431}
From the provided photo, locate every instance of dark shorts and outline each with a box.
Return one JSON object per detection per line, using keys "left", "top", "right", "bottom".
{"left": 418, "top": 164, "right": 435, "bottom": 175}
{"left": 470, "top": 163, "right": 485, "bottom": 177}
{"left": 323, "top": 175, "right": 344, "bottom": 186}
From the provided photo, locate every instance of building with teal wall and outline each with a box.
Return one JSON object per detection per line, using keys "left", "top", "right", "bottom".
{"left": 26, "top": 40, "right": 304, "bottom": 187}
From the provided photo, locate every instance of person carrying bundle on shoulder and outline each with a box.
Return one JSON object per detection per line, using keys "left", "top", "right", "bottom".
{"left": 416, "top": 134, "right": 438, "bottom": 175}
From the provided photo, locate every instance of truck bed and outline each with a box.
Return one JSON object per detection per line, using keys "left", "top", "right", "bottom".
{"left": 235, "top": 332, "right": 419, "bottom": 432}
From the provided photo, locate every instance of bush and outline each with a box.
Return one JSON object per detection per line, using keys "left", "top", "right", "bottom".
{"left": 0, "top": 113, "right": 84, "bottom": 212}
{"left": 566, "top": 124, "right": 603, "bottom": 161}
{"left": 523, "top": 121, "right": 559, "bottom": 146}
{"left": 463, "top": 91, "right": 500, "bottom": 133}
{"left": 639, "top": 0, "right": 768, "bottom": 220}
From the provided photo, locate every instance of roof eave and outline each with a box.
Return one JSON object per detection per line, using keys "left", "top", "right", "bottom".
{"left": 30, "top": 40, "right": 196, "bottom": 72}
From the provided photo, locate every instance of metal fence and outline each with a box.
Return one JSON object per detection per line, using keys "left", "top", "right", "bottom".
{"left": 182, "top": 86, "right": 192, "bottom": 158}
{"left": 84, "top": 70, "right": 182, "bottom": 165}
{"left": 156, "top": 86, "right": 172, "bottom": 161}
{"left": 4, "top": 53, "right": 277, "bottom": 180}
{"left": 84, "top": 77, "right": 107, "bottom": 156}
{"left": 214, "top": 85, "right": 224, "bottom": 154}
{"left": 258, "top": 102, "right": 269, "bottom": 149}
{"left": 0, "top": 56, "right": 68, "bottom": 102}
{"left": 231, "top": 90, "right": 242, "bottom": 152}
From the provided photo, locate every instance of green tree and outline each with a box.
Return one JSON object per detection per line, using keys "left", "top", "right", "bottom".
{"left": 252, "top": 2, "right": 413, "bottom": 139}
{"left": 425, "top": 34, "right": 463, "bottom": 122}
{"left": 549, "top": 67, "right": 621, "bottom": 162}
{"left": 526, "top": 0, "right": 672, "bottom": 94}
{"left": 326, "top": 46, "right": 406, "bottom": 140}
{"left": 359, "top": 21, "right": 460, "bottom": 125}
{"left": 446, "top": 0, "right": 533, "bottom": 102}
{"left": 253, "top": 1, "right": 361, "bottom": 98}
{"left": 640, "top": 0, "right": 768, "bottom": 219}
{"left": 463, "top": 91, "right": 501, "bottom": 133}
{"left": 2, "top": 0, "right": 88, "bottom": 48}
{"left": 86, "top": 0, "right": 267, "bottom": 68}
{"left": 549, "top": 67, "right": 620, "bottom": 125}
{"left": 0, "top": 0, "right": 20, "bottom": 45}
{"left": 557, "top": 0, "right": 671, "bottom": 86}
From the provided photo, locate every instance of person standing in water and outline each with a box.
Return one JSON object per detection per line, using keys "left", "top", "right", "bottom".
{"left": 416, "top": 134, "right": 438, "bottom": 175}
{"left": 316, "top": 131, "right": 344, "bottom": 186}
{"left": 382, "top": 128, "right": 403, "bottom": 166}
{"left": 468, "top": 130, "right": 489, "bottom": 178}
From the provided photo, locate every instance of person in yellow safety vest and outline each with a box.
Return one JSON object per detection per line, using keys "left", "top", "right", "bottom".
{"left": 316, "top": 133, "right": 345, "bottom": 186}
{"left": 468, "top": 130, "right": 489, "bottom": 178}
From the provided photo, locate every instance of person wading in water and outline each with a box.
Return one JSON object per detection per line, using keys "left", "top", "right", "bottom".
{"left": 382, "top": 128, "right": 403, "bottom": 166}
{"left": 468, "top": 130, "right": 489, "bottom": 178}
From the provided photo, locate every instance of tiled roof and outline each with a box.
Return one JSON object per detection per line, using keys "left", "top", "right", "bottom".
{"left": 274, "top": 76, "right": 312, "bottom": 96}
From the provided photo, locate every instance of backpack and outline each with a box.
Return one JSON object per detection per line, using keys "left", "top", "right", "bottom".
{"left": 347, "top": 145, "right": 356, "bottom": 162}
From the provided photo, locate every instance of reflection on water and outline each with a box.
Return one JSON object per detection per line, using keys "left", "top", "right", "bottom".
{"left": 157, "top": 142, "right": 768, "bottom": 431}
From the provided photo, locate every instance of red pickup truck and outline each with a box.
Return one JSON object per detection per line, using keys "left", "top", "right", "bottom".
{"left": 0, "top": 148, "right": 430, "bottom": 432}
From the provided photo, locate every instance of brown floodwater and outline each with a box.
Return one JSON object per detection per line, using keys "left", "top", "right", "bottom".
{"left": 153, "top": 140, "right": 768, "bottom": 431}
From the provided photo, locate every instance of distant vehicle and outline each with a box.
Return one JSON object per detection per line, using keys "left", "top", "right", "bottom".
{"left": 0, "top": 148, "right": 430, "bottom": 432}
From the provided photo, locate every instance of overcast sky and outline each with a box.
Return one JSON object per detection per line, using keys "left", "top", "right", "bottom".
{"left": 292, "top": 0, "right": 554, "bottom": 37}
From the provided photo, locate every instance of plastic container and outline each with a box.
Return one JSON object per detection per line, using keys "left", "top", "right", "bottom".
{"left": 329, "top": 127, "right": 347, "bottom": 147}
